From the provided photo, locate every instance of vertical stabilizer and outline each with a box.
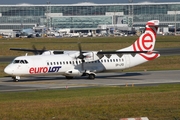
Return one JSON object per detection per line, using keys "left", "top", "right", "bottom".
{"left": 118, "top": 20, "right": 160, "bottom": 61}
{"left": 133, "top": 20, "right": 159, "bottom": 52}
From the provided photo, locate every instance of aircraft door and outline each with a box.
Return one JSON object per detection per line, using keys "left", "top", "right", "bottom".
{"left": 84, "top": 52, "right": 94, "bottom": 62}
{"left": 124, "top": 55, "right": 130, "bottom": 68}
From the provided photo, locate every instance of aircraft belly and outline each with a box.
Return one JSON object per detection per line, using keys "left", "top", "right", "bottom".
{"left": 85, "top": 63, "right": 105, "bottom": 72}
{"left": 103, "top": 62, "right": 125, "bottom": 70}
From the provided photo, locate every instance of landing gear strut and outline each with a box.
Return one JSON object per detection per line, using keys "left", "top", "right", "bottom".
{"left": 82, "top": 71, "right": 96, "bottom": 79}
{"left": 12, "top": 76, "right": 20, "bottom": 82}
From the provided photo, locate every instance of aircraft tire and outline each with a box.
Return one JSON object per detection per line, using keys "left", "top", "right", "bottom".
{"left": 12, "top": 77, "right": 18, "bottom": 82}
{"left": 65, "top": 76, "right": 73, "bottom": 79}
{"left": 88, "top": 74, "right": 95, "bottom": 80}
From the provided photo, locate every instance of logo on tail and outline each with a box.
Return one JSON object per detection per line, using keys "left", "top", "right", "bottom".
{"left": 133, "top": 20, "right": 160, "bottom": 60}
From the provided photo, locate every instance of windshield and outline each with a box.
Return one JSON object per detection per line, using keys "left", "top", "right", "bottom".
{"left": 13, "top": 59, "right": 28, "bottom": 64}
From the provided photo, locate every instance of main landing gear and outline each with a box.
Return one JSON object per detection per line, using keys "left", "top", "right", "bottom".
{"left": 88, "top": 73, "right": 95, "bottom": 79}
{"left": 82, "top": 72, "right": 96, "bottom": 80}
{"left": 65, "top": 76, "right": 74, "bottom": 79}
{"left": 12, "top": 76, "right": 20, "bottom": 82}
{"left": 65, "top": 72, "right": 96, "bottom": 80}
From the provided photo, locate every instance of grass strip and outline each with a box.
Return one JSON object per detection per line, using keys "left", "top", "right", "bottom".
{"left": 0, "top": 84, "right": 180, "bottom": 120}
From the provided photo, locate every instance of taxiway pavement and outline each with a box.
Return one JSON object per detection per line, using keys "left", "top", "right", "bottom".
{"left": 0, "top": 70, "right": 180, "bottom": 92}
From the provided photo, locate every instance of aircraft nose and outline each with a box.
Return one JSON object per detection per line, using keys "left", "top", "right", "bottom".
{"left": 4, "top": 66, "right": 13, "bottom": 75}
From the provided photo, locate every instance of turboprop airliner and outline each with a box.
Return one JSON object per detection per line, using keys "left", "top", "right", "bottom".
{"left": 4, "top": 20, "right": 160, "bottom": 82}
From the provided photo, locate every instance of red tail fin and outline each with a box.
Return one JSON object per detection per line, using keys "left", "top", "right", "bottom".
{"left": 133, "top": 20, "right": 159, "bottom": 52}
{"left": 133, "top": 20, "right": 160, "bottom": 60}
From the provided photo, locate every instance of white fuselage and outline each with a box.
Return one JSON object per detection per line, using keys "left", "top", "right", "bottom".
{"left": 4, "top": 51, "right": 152, "bottom": 77}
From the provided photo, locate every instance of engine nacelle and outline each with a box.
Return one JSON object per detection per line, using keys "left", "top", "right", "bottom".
{"left": 65, "top": 69, "right": 82, "bottom": 76}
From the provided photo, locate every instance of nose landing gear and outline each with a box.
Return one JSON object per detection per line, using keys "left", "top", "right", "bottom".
{"left": 12, "top": 76, "right": 20, "bottom": 82}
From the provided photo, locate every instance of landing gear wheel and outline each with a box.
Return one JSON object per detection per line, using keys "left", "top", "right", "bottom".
{"left": 65, "top": 76, "right": 74, "bottom": 79}
{"left": 12, "top": 77, "right": 18, "bottom": 82}
{"left": 88, "top": 74, "right": 95, "bottom": 79}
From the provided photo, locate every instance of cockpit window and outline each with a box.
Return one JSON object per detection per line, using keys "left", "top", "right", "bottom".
{"left": 13, "top": 60, "right": 20, "bottom": 64}
{"left": 20, "top": 60, "right": 25, "bottom": 64}
{"left": 24, "top": 60, "right": 28, "bottom": 64}
{"left": 13, "top": 59, "right": 29, "bottom": 64}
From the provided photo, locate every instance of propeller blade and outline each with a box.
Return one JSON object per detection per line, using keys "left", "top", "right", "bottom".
{"left": 78, "top": 42, "right": 82, "bottom": 53}
{"left": 40, "top": 46, "right": 46, "bottom": 54}
{"left": 32, "top": 45, "right": 37, "bottom": 50}
{"left": 42, "top": 46, "right": 46, "bottom": 51}
{"left": 32, "top": 45, "right": 46, "bottom": 55}
{"left": 81, "top": 62, "right": 84, "bottom": 71}
{"left": 77, "top": 42, "right": 84, "bottom": 59}
{"left": 77, "top": 42, "right": 85, "bottom": 71}
{"left": 32, "top": 45, "right": 39, "bottom": 55}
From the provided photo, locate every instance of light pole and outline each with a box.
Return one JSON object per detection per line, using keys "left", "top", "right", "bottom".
{"left": 46, "top": 1, "right": 51, "bottom": 29}
{"left": 128, "top": 0, "right": 133, "bottom": 30}
{"left": 175, "top": 10, "right": 177, "bottom": 35}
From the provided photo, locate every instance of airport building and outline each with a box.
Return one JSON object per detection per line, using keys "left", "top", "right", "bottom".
{"left": 0, "top": 2, "right": 180, "bottom": 33}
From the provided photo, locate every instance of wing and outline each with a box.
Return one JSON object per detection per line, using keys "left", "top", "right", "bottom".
{"left": 10, "top": 48, "right": 64, "bottom": 55}
{"left": 97, "top": 50, "right": 159, "bottom": 58}
{"left": 10, "top": 48, "right": 46, "bottom": 55}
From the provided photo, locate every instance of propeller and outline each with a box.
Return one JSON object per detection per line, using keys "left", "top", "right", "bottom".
{"left": 32, "top": 45, "right": 46, "bottom": 55}
{"left": 32, "top": 45, "right": 38, "bottom": 55}
{"left": 41, "top": 46, "right": 46, "bottom": 54}
{"left": 77, "top": 43, "right": 86, "bottom": 71}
